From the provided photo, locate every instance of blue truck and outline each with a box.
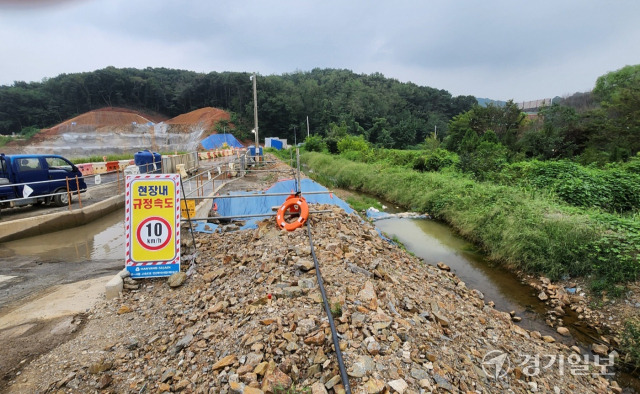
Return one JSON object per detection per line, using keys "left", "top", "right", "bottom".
{"left": 0, "top": 153, "right": 87, "bottom": 211}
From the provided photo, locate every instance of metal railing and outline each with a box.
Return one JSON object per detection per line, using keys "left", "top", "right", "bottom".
{"left": 1, "top": 150, "right": 265, "bottom": 217}
{"left": 0, "top": 175, "right": 86, "bottom": 212}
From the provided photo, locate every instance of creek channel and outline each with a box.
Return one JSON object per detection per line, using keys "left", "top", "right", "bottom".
{"left": 2, "top": 203, "right": 638, "bottom": 391}
{"left": 366, "top": 199, "right": 639, "bottom": 392}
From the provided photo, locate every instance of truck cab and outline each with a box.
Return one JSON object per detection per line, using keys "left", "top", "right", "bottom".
{"left": 0, "top": 153, "right": 87, "bottom": 210}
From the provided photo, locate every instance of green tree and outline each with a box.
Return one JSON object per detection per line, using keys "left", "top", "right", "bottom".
{"left": 444, "top": 101, "right": 525, "bottom": 153}
{"left": 592, "top": 65, "right": 640, "bottom": 155}
{"left": 518, "top": 104, "right": 583, "bottom": 159}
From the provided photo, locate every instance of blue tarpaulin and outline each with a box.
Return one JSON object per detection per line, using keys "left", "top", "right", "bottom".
{"left": 205, "top": 178, "right": 354, "bottom": 230}
{"left": 200, "top": 133, "right": 244, "bottom": 150}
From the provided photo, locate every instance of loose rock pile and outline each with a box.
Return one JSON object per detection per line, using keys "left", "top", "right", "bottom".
{"left": 8, "top": 205, "right": 617, "bottom": 393}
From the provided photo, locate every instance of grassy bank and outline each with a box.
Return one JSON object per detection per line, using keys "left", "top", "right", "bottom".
{"left": 300, "top": 152, "right": 640, "bottom": 287}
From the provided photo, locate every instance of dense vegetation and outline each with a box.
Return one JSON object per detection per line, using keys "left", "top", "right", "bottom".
{"left": 294, "top": 148, "right": 640, "bottom": 367}
{"left": 0, "top": 67, "right": 475, "bottom": 148}
{"left": 297, "top": 150, "right": 639, "bottom": 286}
{"left": 276, "top": 65, "right": 640, "bottom": 292}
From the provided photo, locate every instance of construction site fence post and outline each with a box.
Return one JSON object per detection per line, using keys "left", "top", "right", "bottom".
{"left": 65, "top": 178, "right": 72, "bottom": 211}
{"left": 75, "top": 176, "right": 83, "bottom": 209}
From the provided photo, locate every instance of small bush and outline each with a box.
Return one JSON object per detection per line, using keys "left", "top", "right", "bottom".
{"left": 413, "top": 149, "right": 459, "bottom": 172}
{"left": 20, "top": 126, "right": 41, "bottom": 139}
{"left": 331, "top": 302, "right": 342, "bottom": 318}
{"left": 620, "top": 319, "right": 640, "bottom": 370}
{"left": 325, "top": 137, "right": 339, "bottom": 154}
{"left": 337, "top": 135, "right": 370, "bottom": 154}
{"left": 0, "top": 135, "right": 12, "bottom": 147}
{"left": 459, "top": 141, "right": 508, "bottom": 181}
{"left": 303, "top": 135, "right": 326, "bottom": 153}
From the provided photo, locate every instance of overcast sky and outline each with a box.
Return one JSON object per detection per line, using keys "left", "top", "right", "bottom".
{"left": 1, "top": 0, "right": 639, "bottom": 102}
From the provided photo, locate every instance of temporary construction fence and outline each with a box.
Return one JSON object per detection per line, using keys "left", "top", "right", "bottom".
{"left": 0, "top": 176, "right": 86, "bottom": 214}
{"left": 162, "top": 152, "right": 198, "bottom": 175}
{"left": 184, "top": 178, "right": 353, "bottom": 232}
{"left": 1, "top": 150, "right": 259, "bottom": 217}
{"left": 197, "top": 148, "right": 242, "bottom": 160}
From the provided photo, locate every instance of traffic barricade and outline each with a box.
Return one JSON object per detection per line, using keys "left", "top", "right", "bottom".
{"left": 76, "top": 163, "right": 94, "bottom": 176}
{"left": 106, "top": 161, "right": 119, "bottom": 172}
{"left": 118, "top": 160, "right": 130, "bottom": 171}
{"left": 93, "top": 161, "right": 107, "bottom": 174}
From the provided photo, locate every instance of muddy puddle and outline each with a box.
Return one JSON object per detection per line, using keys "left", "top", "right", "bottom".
{"left": 0, "top": 210, "right": 124, "bottom": 262}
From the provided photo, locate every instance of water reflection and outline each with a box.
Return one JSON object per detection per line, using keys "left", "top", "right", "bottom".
{"left": 0, "top": 210, "right": 124, "bottom": 262}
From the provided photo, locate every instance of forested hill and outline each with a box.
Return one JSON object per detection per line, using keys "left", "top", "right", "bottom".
{"left": 0, "top": 67, "right": 476, "bottom": 148}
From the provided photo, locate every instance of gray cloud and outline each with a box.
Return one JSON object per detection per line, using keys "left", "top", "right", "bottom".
{"left": 1, "top": 0, "right": 639, "bottom": 101}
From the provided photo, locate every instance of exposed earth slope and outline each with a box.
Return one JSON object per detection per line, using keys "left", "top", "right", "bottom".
{"left": 3, "top": 107, "right": 231, "bottom": 158}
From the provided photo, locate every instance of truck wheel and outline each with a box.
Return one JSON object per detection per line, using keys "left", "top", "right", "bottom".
{"left": 53, "top": 188, "right": 70, "bottom": 207}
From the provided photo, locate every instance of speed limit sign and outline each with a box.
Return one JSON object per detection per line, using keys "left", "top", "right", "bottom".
{"left": 136, "top": 217, "right": 172, "bottom": 250}
{"left": 125, "top": 174, "right": 181, "bottom": 278}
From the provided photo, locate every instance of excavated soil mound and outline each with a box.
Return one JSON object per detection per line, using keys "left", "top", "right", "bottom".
{"left": 42, "top": 108, "right": 158, "bottom": 135}
{"left": 165, "top": 107, "right": 230, "bottom": 133}
{"left": 4, "top": 108, "right": 167, "bottom": 150}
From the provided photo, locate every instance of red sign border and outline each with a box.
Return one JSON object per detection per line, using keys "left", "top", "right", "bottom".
{"left": 136, "top": 216, "right": 172, "bottom": 251}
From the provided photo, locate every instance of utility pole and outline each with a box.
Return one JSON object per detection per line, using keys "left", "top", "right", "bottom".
{"left": 306, "top": 116, "right": 310, "bottom": 138}
{"left": 252, "top": 73, "right": 259, "bottom": 153}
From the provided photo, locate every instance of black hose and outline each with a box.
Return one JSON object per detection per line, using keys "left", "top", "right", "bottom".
{"left": 306, "top": 217, "right": 352, "bottom": 394}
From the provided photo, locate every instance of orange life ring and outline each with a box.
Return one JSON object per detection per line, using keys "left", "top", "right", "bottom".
{"left": 285, "top": 194, "right": 302, "bottom": 213}
{"left": 213, "top": 202, "right": 218, "bottom": 211}
{"left": 276, "top": 196, "right": 309, "bottom": 231}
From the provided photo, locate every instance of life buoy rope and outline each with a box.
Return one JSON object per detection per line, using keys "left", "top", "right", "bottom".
{"left": 276, "top": 195, "right": 308, "bottom": 231}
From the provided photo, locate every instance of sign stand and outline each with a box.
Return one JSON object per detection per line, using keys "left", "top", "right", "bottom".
{"left": 179, "top": 175, "right": 198, "bottom": 274}
{"left": 125, "top": 174, "right": 181, "bottom": 278}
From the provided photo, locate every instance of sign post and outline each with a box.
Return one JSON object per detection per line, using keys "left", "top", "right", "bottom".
{"left": 125, "top": 174, "right": 181, "bottom": 278}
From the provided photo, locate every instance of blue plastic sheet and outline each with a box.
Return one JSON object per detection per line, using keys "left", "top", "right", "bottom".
{"left": 366, "top": 207, "right": 391, "bottom": 220}
{"left": 209, "top": 178, "right": 354, "bottom": 230}
{"left": 200, "top": 133, "right": 244, "bottom": 150}
{"left": 192, "top": 222, "right": 218, "bottom": 233}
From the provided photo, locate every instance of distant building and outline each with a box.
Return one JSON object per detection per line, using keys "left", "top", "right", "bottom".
{"left": 518, "top": 98, "right": 554, "bottom": 112}
{"left": 265, "top": 137, "right": 288, "bottom": 150}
